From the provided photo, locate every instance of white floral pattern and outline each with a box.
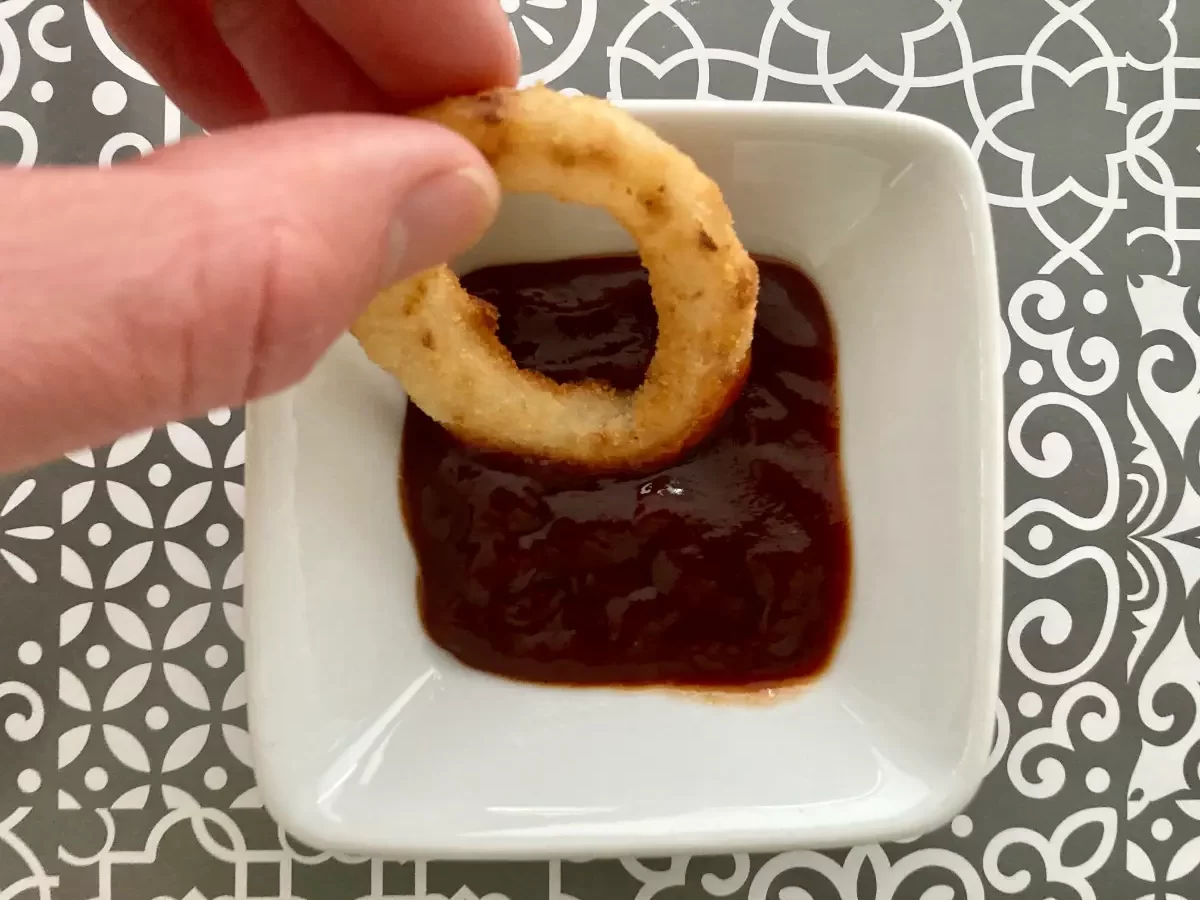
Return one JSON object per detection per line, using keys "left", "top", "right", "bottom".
{"left": 1, "top": 0, "right": 1198, "bottom": 897}
{"left": 0, "top": 477, "right": 53, "bottom": 583}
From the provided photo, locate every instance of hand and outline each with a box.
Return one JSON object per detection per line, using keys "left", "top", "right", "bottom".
{"left": 0, "top": 0, "right": 519, "bottom": 473}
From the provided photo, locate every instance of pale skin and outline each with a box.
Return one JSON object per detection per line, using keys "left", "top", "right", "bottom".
{"left": 0, "top": 0, "right": 520, "bottom": 473}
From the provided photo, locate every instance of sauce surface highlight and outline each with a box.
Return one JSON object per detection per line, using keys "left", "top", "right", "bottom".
{"left": 401, "top": 256, "right": 851, "bottom": 688}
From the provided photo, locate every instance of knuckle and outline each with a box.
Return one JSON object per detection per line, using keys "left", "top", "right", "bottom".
{"left": 210, "top": 0, "right": 262, "bottom": 42}
{"left": 94, "top": 197, "right": 352, "bottom": 420}
{"left": 235, "top": 215, "right": 345, "bottom": 400}
{"left": 134, "top": 197, "right": 358, "bottom": 415}
{"left": 90, "top": 0, "right": 160, "bottom": 33}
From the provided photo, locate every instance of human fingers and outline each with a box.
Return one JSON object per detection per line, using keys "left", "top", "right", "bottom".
{"left": 210, "top": 0, "right": 388, "bottom": 116}
{"left": 0, "top": 115, "right": 498, "bottom": 473}
{"left": 92, "top": 0, "right": 519, "bottom": 126}
{"left": 89, "top": 0, "right": 266, "bottom": 130}
{"left": 295, "top": 0, "right": 520, "bottom": 108}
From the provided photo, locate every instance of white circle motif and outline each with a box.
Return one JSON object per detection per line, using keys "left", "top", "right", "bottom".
{"left": 1086, "top": 767, "right": 1110, "bottom": 792}
{"left": 149, "top": 463, "right": 171, "bottom": 486}
{"left": 1017, "top": 691, "right": 1042, "bottom": 717}
{"left": 88, "top": 522, "right": 111, "bottom": 546}
{"left": 98, "top": 132, "right": 152, "bottom": 167}
{"left": 0, "top": 111, "right": 39, "bottom": 167}
{"left": 30, "top": 80, "right": 52, "bottom": 102}
{"left": 17, "top": 641, "right": 41, "bottom": 665}
{"left": 205, "top": 645, "right": 229, "bottom": 668}
{"left": 1028, "top": 524, "right": 1053, "bottom": 551}
{"left": 84, "top": 766, "right": 108, "bottom": 790}
{"left": 951, "top": 814, "right": 972, "bottom": 837}
{"left": 204, "top": 766, "right": 228, "bottom": 790}
{"left": 17, "top": 769, "right": 40, "bottom": 793}
{"left": 1018, "top": 360, "right": 1043, "bottom": 385}
{"left": 86, "top": 644, "right": 109, "bottom": 669}
{"left": 1152, "top": 817, "right": 1173, "bottom": 841}
{"left": 147, "top": 584, "right": 170, "bottom": 607}
{"left": 1083, "top": 289, "right": 1108, "bottom": 314}
{"left": 206, "top": 524, "right": 229, "bottom": 547}
{"left": 145, "top": 706, "right": 169, "bottom": 730}
{"left": 92, "top": 80, "right": 127, "bottom": 116}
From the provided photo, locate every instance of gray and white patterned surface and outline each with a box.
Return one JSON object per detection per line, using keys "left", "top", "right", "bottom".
{"left": 0, "top": 0, "right": 1197, "bottom": 897}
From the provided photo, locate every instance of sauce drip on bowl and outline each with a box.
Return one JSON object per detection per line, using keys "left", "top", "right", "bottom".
{"left": 401, "top": 256, "right": 851, "bottom": 689}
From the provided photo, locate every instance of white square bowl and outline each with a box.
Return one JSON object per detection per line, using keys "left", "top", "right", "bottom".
{"left": 244, "top": 99, "right": 1003, "bottom": 859}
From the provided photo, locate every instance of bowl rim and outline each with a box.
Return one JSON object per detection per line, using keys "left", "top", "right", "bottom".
{"left": 243, "top": 96, "right": 1005, "bottom": 859}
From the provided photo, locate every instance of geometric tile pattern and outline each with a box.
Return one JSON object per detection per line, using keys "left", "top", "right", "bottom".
{"left": 3, "top": 0, "right": 1200, "bottom": 897}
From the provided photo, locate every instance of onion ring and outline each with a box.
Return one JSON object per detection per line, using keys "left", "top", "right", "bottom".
{"left": 351, "top": 85, "right": 759, "bottom": 470}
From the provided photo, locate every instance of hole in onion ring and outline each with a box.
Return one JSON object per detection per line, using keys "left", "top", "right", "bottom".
{"left": 350, "top": 85, "right": 759, "bottom": 473}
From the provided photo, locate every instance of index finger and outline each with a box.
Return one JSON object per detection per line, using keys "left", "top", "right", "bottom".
{"left": 91, "top": 0, "right": 267, "bottom": 129}
{"left": 297, "top": 0, "right": 520, "bottom": 109}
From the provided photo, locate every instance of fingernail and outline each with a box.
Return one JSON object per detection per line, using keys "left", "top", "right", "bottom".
{"left": 382, "top": 165, "right": 500, "bottom": 287}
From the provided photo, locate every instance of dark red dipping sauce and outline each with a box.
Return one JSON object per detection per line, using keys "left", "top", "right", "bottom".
{"left": 401, "top": 256, "right": 851, "bottom": 689}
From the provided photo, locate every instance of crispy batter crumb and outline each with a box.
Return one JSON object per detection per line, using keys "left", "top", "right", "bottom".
{"left": 350, "top": 85, "right": 759, "bottom": 471}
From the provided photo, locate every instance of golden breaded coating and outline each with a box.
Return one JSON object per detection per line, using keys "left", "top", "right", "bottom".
{"left": 351, "top": 85, "right": 759, "bottom": 470}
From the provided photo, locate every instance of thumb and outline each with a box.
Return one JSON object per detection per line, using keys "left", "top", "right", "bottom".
{"left": 0, "top": 114, "right": 498, "bottom": 473}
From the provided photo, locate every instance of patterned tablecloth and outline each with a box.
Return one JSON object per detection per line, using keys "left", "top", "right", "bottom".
{"left": 0, "top": 1, "right": 1196, "bottom": 898}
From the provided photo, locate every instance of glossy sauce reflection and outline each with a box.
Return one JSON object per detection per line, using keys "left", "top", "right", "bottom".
{"left": 401, "top": 256, "right": 851, "bottom": 689}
